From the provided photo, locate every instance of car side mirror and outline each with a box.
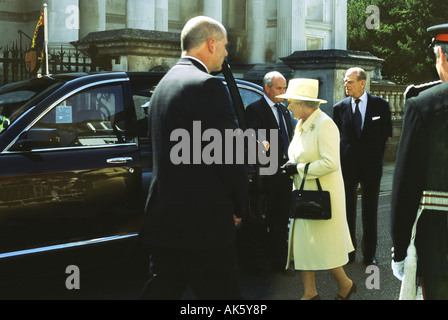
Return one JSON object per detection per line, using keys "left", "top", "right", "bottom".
{"left": 11, "top": 128, "right": 60, "bottom": 151}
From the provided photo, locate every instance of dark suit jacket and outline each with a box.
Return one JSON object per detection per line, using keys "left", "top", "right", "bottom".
{"left": 140, "top": 58, "right": 248, "bottom": 249}
{"left": 333, "top": 93, "right": 392, "bottom": 181}
{"left": 391, "top": 81, "right": 448, "bottom": 276}
{"left": 245, "top": 97, "right": 295, "bottom": 169}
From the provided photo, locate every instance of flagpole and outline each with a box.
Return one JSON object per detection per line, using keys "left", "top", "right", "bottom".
{"left": 43, "top": 3, "right": 49, "bottom": 75}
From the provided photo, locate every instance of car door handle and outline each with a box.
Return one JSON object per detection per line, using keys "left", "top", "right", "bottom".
{"left": 107, "top": 157, "right": 133, "bottom": 164}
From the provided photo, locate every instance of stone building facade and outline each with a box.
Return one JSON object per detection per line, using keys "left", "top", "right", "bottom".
{"left": 1, "top": 0, "right": 399, "bottom": 160}
{"left": 0, "top": 0, "right": 348, "bottom": 75}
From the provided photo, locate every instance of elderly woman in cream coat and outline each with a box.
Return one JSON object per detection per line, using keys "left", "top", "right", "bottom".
{"left": 278, "top": 79, "right": 355, "bottom": 300}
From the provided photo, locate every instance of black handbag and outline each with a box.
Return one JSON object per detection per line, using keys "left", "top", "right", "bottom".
{"left": 290, "top": 163, "right": 332, "bottom": 220}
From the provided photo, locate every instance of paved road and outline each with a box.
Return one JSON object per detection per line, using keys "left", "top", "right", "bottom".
{"left": 0, "top": 163, "right": 408, "bottom": 300}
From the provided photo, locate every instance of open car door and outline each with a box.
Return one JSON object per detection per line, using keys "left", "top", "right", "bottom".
{"left": 220, "top": 63, "right": 269, "bottom": 261}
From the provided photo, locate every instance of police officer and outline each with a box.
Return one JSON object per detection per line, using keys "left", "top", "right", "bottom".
{"left": 0, "top": 106, "right": 10, "bottom": 133}
{"left": 391, "top": 23, "right": 448, "bottom": 299}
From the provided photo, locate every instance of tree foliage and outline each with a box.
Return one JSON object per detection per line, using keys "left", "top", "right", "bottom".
{"left": 347, "top": 0, "right": 448, "bottom": 85}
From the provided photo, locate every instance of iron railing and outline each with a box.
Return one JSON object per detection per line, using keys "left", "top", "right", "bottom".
{"left": 0, "top": 43, "right": 96, "bottom": 85}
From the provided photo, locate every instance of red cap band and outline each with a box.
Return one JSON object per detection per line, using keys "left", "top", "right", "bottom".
{"left": 435, "top": 34, "right": 448, "bottom": 42}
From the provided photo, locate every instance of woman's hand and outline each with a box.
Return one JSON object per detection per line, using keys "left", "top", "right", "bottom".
{"left": 280, "top": 162, "right": 298, "bottom": 176}
{"left": 233, "top": 215, "right": 242, "bottom": 227}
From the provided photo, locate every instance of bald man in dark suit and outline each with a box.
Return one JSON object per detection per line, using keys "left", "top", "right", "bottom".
{"left": 140, "top": 16, "right": 248, "bottom": 300}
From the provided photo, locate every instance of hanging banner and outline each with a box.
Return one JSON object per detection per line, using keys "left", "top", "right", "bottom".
{"left": 25, "top": 6, "right": 45, "bottom": 74}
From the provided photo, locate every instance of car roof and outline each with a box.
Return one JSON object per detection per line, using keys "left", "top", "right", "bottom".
{"left": 47, "top": 72, "right": 263, "bottom": 90}
{"left": 49, "top": 72, "right": 129, "bottom": 83}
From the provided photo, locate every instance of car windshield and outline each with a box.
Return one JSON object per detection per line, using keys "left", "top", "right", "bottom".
{"left": 0, "top": 77, "right": 63, "bottom": 133}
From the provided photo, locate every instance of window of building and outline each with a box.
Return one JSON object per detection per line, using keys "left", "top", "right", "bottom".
{"left": 224, "top": 0, "right": 247, "bottom": 30}
{"left": 306, "top": 0, "right": 324, "bottom": 22}
{"left": 306, "top": 36, "right": 324, "bottom": 50}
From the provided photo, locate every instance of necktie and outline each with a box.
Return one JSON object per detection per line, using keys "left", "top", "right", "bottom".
{"left": 353, "top": 99, "right": 362, "bottom": 138}
{"left": 275, "top": 104, "right": 289, "bottom": 157}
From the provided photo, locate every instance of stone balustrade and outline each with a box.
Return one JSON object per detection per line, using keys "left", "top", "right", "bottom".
{"left": 370, "top": 82, "right": 408, "bottom": 162}
{"left": 370, "top": 83, "right": 408, "bottom": 120}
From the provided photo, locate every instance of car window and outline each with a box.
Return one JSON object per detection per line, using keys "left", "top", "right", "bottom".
{"left": 130, "top": 84, "right": 156, "bottom": 137}
{"left": 132, "top": 86, "right": 155, "bottom": 120}
{"left": 238, "top": 86, "right": 263, "bottom": 108}
{"left": 128, "top": 78, "right": 263, "bottom": 138}
{"left": 32, "top": 84, "right": 134, "bottom": 148}
{"left": 0, "top": 77, "right": 63, "bottom": 133}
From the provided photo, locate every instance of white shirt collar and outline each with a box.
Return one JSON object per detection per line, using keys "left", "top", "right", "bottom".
{"left": 183, "top": 55, "right": 209, "bottom": 74}
{"left": 264, "top": 95, "right": 276, "bottom": 108}
{"left": 351, "top": 91, "right": 368, "bottom": 105}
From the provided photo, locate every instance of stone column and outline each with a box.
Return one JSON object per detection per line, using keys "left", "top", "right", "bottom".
{"left": 79, "top": 0, "right": 106, "bottom": 39}
{"left": 247, "top": 0, "right": 266, "bottom": 63}
{"left": 333, "top": 0, "right": 347, "bottom": 50}
{"left": 281, "top": 50, "right": 383, "bottom": 116}
{"left": 277, "top": 0, "right": 305, "bottom": 59}
{"left": 46, "top": 0, "right": 79, "bottom": 46}
{"left": 155, "top": 0, "right": 169, "bottom": 31}
{"left": 203, "top": 0, "right": 223, "bottom": 22}
{"left": 126, "top": 0, "right": 155, "bottom": 30}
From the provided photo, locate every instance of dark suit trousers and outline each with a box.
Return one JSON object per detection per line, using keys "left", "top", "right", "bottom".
{"left": 266, "top": 171, "right": 292, "bottom": 269}
{"left": 344, "top": 172, "right": 380, "bottom": 258}
{"left": 140, "top": 245, "right": 242, "bottom": 300}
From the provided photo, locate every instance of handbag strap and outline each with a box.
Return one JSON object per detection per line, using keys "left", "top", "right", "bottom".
{"left": 299, "top": 163, "right": 323, "bottom": 191}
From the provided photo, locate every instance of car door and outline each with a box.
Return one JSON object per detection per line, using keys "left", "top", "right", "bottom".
{"left": 0, "top": 79, "right": 143, "bottom": 257}
{"left": 219, "top": 64, "right": 268, "bottom": 220}
{"left": 126, "top": 72, "right": 165, "bottom": 196}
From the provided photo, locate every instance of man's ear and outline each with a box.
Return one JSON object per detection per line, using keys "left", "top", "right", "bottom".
{"left": 206, "top": 38, "right": 216, "bottom": 54}
{"left": 361, "top": 79, "right": 366, "bottom": 89}
{"left": 440, "top": 47, "right": 448, "bottom": 64}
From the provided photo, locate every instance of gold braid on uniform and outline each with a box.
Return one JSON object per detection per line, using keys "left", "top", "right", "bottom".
{"left": 404, "top": 80, "right": 443, "bottom": 100}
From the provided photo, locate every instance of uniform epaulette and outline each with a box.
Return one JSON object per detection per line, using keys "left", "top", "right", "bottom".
{"left": 404, "top": 80, "right": 442, "bottom": 100}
